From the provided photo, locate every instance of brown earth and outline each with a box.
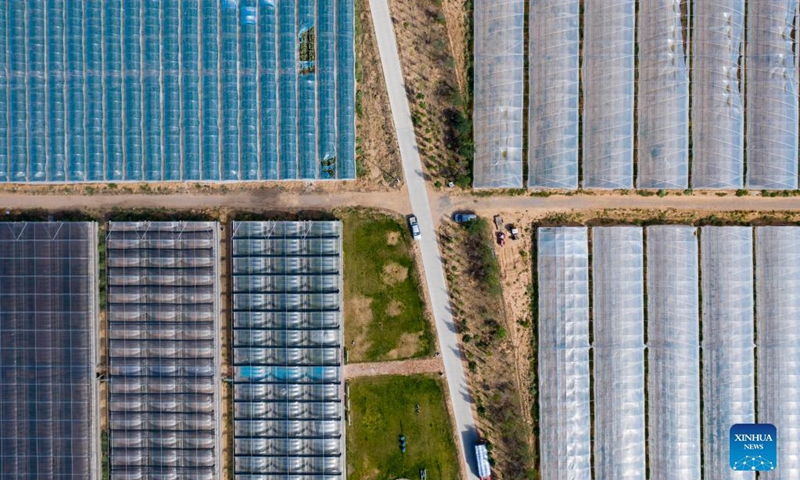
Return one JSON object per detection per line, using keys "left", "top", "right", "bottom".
{"left": 381, "top": 261, "right": 408, "bottom": 285}
{"left": 386, "top": 299, "right": 404, "bottom": 317}
{"left": 386, "top": 231, "right": 400, "bottom": 245}
{"left": 346, "top": 294, "right": 375, "bottom": 362}
{"left": 439, "top": 220, "right": 536, "bottom": 480}
{"left": 385, "top": 332, "right": 424, "bottom": 360}
{"left": 356, "top": 0, "right": 404, "bottom": 188}
{"left": 387, "top": 0, "right": 471, "bottom": 185}
{"left": 345, "top": 356, "right": 443, "bottom": 378}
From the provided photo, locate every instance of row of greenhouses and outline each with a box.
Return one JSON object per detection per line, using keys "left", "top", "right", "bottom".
{"left": 0, "top": 0, "right": 355, "bottom": 182}
{"left": 537, "top": 226, "right": 799, "bottom": 480}
{"left": 0, "top": 222, "right": 101, "bottom": 479}
{"left": 476, "top": 0, "right": 800, "bottom": 190}
{"left": 231, "top": 221, "right": 344, "bottom": 479}
{"left": 0, "top": 220, "right": 343, "bottom": 480}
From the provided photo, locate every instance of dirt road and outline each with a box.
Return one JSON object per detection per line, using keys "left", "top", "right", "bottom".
{"left": 345, "top": 357, "right": 444, "bottom": 378}
{"left": 4, "top": 188, "right": 800, "bottom": 220}
{"left": 433, "top": 192, "right": 800, "bottom": 222}
{"left": 0, "top": 188, "right": 410, "bottom": 215}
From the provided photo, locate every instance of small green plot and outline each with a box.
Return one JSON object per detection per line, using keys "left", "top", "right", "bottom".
{"left": 342, "top": 210, "right": 433, "bottom": 362}
{"left": 347, "top": 375, "right": 460, "bottom": 480}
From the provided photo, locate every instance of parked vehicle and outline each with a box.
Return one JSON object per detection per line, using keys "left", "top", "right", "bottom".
{"left": 476, "top": 443, "right": 491, "bottom": 480}
{"left": 497, "top": 232, "right": 506, "bottom": 247}
{"left": 453, "top": 212, "right": 478, "bottom": 223}
{"left": 509, "top": 225, "right": 519, "bottom": 240}
{"left": 408, "top": 215, "right": 421, "bottom": 239}
{"left": 493, "top": 215, "right": 504, "bottom": 231}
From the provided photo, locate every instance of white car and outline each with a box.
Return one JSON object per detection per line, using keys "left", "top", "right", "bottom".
{"left": 408, "top": 215, "right": 421, "bottom": 239}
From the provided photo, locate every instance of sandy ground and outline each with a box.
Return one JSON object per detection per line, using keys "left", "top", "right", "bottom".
{"left": 345, "top": 357, "right": 444, "bottom": 378}
{"left": 9, "top": 185, "right": 800, "bottom": 220}
{"left": 490, "top": 216, "right": 536, "bottom": 450}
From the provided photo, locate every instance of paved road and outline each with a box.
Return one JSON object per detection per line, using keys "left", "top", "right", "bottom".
{"left": 367, "top": 0, "right": 480, "bottom": 478}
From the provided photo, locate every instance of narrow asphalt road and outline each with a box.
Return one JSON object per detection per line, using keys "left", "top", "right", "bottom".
{"left": 367, "top": 0, "right": 480, "bottom": 478}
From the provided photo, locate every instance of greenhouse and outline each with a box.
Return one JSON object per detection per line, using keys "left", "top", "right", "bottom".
{"left": 231, "top": 221, "right": 344, "bottom": 479}
{"left": 0, "top": 0, "right": 354, "bottom": 182}
{"left": 582, "top": 0, "right": 635, "bottom": 189}
{"left": 536, "top": 228, "right": 591, "bottom": 480}
{"left": 473, "top": 0, "right": 524, "bottom": 188}
{"left": 527, "top": 0, "right": 579, "bottom": 189}
{"left": 646, "top": 226, "right": 700, "bottom": 478}
{"left": 691, "top": 0, "right": 745, "bottom": 189}
{"left": 591, "top": 227, "right": 645, "bottom": 478}
{"left": 756, "top": 227, "right": 800, "bottom": 478}
{"left": 636, "top": 0, "right": 689, "bottom": 189}
{"left": 745, "top": 0, "right": 798, "bottom": 190}
{"left": 0, "top": 222, "right": 100, "bottom": 479}
{"left": 106, "top": 222, "right": 221, "bottom": 480}
{"left": 700, "top": 227, "right": 754, "bottom": 479}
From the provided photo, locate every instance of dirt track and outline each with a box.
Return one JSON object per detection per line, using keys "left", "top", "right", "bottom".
{"left": 4, "top": 188, "right": 800, "bottom": 220}
{"left": 345, "top": 357, "right": 443, "bottom": 378}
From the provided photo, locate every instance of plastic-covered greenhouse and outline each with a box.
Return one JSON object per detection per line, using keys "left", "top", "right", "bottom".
{"left": 473, "top": 0, "right": 524, "bottom": 188}
{"left": 691, "top": 0, "right": 745, "bottom": 189}
{"left": 756, "top": 227, "right": 800, "bottom": 477}
{"left": 582, "top": 0, "right": 635, "bottom": 189}
{"left": 0, "top": 222, "right": 100, "bottom": 479}
{"left": 528, "top": 0, "right": 579, "bottom": 189}
{"left": 636, "top": 1, "right": 689, "bottom": 189}
{"left": 231, "top": 221, "right": 344, "bottom": 479}
{"left": 537, "top": 228, "right": 591, "bottom": 480}
{"left": 745, "top": 1, "right": 798, "bottom": 190}
{"left": 0, "top": 0, "right": 355, "bottom": 182}
{"left": 646, "top": 226, "right": 700, "bottom": 478}
{"left": 700, "top": 227, "right": 754, "bottom": 479}
{"left": 591, "top": 227, "right": 645, "bottom": 478}
{"left": 106, "top": 222, "right": 221, "bottom": 480}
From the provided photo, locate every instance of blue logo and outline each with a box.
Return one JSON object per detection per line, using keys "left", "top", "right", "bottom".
{"left": 730, "top": 423, "right": 777, "bottom": 471}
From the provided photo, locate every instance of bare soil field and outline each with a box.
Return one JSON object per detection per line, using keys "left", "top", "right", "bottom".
{"left": 388, "top": 0, "right": 473, "bottom": 187}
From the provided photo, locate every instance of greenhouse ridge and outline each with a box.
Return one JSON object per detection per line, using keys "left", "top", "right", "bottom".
{"left": 537, "top": 226, "right": 800, "bottom": 479}
{"left": 475, "top": 0, "right": 800, "bottom": 190}
{"left": 0, "top": 0, "right": 355, "bottom": 182}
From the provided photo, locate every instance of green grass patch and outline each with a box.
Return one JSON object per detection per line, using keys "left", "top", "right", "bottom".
{"left": 347, "top": 375, "right": 460, "bottom": 480}
{"left": 342, "top": 210, "right": 433, "bottom": 362}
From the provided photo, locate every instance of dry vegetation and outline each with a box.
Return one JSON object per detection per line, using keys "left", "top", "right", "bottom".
{"left": 355, "top": 0, "right": 404, "bottom": 187}
{"left": 439, "top": 218, "right": 536, "bottom": 480}
{"left": 389, "top": 0, "right": 473, "bottom": 188}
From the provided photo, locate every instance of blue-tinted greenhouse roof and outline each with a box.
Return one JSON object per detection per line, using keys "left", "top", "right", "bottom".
{"left": 0, "top": 0, "right": 355, "bottom": 182}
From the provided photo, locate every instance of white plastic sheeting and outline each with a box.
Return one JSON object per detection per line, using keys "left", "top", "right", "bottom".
{"left": 107, "top": 221, "right": 221, "bottom": 480}
{"left": 537, "top": 227, "right": 591, "bottom": 480}
{"left": 582, "top": 0, "right": 635, "bottom": 189}
{"left": 691, "top": 1, "right": 745, "bottom": 189}
{"left": 473, "top": 0, "right": 524, "bottom": 188}
{"left": 755, "top": 227, "right": 800, "bottom": 478}
{"left": 528, "top": 0, "right": 579, "bottom": 189}
{"left": 231, "top": 221, "right": 343, "bottom": 479}
{"left": 592, "top": 227, "right": 645, "bottom": 479}
{"left": 745, "top": 0, "right": 799, "bottom": 190}
{"left": 700, "top": 227, "right": 754, "bottom": 480}
{"left": 636, "top": 0, "right": 689, "bottom": 189}
{"left": 646, "top": 226, "right": 700, "bottom": 479}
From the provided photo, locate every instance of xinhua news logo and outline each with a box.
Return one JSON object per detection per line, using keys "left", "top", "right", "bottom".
{"left": 730, "top": 423, "right": 777, "bottom": 471}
